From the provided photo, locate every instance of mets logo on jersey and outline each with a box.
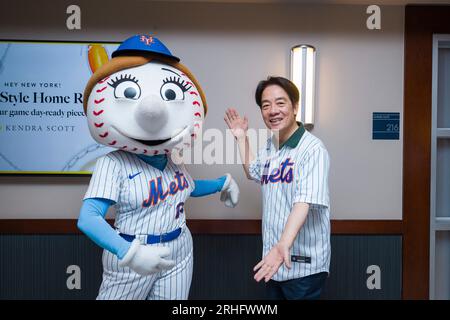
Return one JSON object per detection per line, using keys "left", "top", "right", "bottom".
{"left": 261, "top": 158, "right": 294, "bottom": 185}
{"left": 175, "top": 202, "right": 185, "bottom": 219}
{"left": 142, "top": 171, "right": 189, "bottom": 207}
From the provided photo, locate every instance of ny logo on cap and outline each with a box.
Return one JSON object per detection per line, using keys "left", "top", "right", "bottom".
{"left": 140, "top": 35, "right": 154, "bottom": 46}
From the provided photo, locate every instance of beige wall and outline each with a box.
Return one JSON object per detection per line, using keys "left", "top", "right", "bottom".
{"left": 0, "top": 1, "right": 404, "bottom": 219}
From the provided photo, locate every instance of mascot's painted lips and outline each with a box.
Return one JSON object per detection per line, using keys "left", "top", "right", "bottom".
{"left": 135, "top": 137, "right": 171, "bottom": 146}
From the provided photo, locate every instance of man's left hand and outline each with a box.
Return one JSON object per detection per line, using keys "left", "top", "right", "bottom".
{"left": 253, "top": 242, "right": 291, "bottom": 282}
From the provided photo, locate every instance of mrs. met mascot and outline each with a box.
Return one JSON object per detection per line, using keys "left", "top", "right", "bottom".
{"left": 78, "top": 35, "right": 239, "bottom": 300}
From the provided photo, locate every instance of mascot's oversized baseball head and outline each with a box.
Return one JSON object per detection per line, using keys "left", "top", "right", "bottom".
{"left": 83, "top": 35, "right": 206, "bottom": 155}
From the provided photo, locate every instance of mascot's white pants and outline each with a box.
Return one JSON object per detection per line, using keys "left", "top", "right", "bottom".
{"left": 97, "top": 227, "right": 193, "bottom": 300}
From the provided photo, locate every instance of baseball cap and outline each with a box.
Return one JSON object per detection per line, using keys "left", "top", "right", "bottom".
{"left": 112, "top": 34, "right": 180, "bottom": 61}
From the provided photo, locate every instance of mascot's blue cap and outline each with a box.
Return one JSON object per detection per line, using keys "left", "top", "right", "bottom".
{"left": 112, "top": 34, "right": 180, "bottom": 62}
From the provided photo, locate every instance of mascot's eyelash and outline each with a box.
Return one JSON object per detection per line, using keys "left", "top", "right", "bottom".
{"left": 107, "top": 74, "right": 139, "bottom": 88}
{"left": 163, "top": 76, "right": 192, "bottom": 92}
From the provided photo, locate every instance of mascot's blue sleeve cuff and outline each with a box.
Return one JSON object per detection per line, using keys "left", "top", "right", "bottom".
{"left": 77, "top": 198, "right": 131, "bottom": 259}
{"left": 190, "top": 176, "right": 227, "bottom": 197}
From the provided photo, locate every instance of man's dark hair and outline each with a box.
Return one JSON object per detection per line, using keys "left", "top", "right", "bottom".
{"left": 255, "top": 76, "right": 299, "bottom": 108}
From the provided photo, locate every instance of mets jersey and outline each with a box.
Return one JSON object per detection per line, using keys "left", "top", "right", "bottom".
{"left": 248, "top": 124, "right": 331, "bottom": 281}
{"left": 84, "top": 150, "right": 194, "bottom": 236}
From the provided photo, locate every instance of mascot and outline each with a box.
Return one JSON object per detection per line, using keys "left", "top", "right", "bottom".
{"left": 78, "top": 35, "right": 239, "bottom": 300}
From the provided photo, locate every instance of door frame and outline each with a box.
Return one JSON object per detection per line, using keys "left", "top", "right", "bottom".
{"left": 403, "top": 4, "right": 450, "bottom": 299}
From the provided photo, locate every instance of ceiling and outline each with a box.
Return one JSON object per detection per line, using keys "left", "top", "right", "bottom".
{"left": 147, "top": 0, "right": 450, "bottom": 5}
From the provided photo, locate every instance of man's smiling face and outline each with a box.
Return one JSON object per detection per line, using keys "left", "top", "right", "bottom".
{"left": 260, "top": 84, "right": 298, "bottom": 134}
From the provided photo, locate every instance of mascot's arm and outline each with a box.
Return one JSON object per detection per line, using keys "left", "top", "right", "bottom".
{"left": 192, "top": 174, "right": 240, "bottom": 208}
{"left": 191, "top": 176, "right": 227, "bottom": 197}
{"left": 77, "top": 198, "right": 131, "bottom": 259}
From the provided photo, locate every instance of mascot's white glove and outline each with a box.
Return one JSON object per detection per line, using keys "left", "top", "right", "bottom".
{"left": 220, "top": 173, "right": 240, "bottom": 208}
{"left": 119, "top": 239, "right": 175, "bottom": 276}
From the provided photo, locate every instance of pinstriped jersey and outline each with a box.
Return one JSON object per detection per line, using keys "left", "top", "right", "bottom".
{"left": 84, "top": 150, "right": 194, "bottom": 236}
{"left": 249, "top": 130, "right": 331, "bottom": 281}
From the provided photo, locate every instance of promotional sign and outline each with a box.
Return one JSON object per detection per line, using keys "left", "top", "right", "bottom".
{"left": 0, "top": 40, "right": 119, "bottom": 174}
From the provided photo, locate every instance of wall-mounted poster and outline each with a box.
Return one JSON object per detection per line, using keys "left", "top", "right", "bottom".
{"left": 0, "top": 40, "right": 119, "bottom": 174}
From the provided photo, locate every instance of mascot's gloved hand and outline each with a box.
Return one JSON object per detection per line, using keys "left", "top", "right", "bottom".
{"left": 220, "top": 173, "right": 240, "bottom": 208}
{"left": 119, "top": 239, "right": 175, "bottom": 275}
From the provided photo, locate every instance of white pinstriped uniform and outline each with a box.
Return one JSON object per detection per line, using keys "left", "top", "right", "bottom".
{"left": 249, "top": 129, "right": 331, "bottom": 281}
{"left": 84, "top": 150, "right": 195, "bottom": 300}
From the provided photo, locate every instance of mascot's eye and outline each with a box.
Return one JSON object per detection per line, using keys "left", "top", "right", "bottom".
{"left": 164, "top": 89, "right": 176, "bottom": 100}
{"left": 108, "top": 74, "right": 141, "bottom": 100}
{"left": 160, "top": 76, "right": 192, "bottom": 101}
{"left": 124, "top": 87, "right": 138, "bottom": 99}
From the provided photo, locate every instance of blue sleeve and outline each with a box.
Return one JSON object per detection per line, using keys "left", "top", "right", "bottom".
{"left": 77, "top": 198, "right": 131, "bottom": 259}
{"left": 190, "top": 176, "right": 227, "bottom": 197}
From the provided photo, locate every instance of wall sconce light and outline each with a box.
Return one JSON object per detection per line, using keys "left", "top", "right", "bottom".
{"left": 290, "top": 45, "right": 316, "bottom": 127}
